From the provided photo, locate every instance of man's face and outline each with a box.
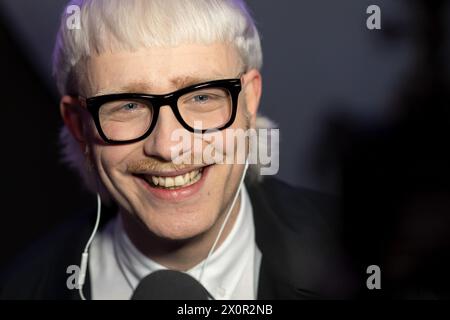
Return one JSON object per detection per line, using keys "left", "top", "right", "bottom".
{"left": 80, "top": 43, "right": 259, "bottom": 240}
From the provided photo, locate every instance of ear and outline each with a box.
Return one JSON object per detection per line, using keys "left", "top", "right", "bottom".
{"left": 60, "top": 95, "right": 88, "bottom": 149}
{"left": 242, "top": 69, "right": 262, "bottom": 123}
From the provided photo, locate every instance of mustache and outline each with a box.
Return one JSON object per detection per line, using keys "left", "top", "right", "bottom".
{"left": 126, "top": 158, "right": 205, "bottom": 174}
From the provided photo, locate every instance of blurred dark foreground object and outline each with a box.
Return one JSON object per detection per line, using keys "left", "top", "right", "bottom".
{"left": 317, "top": 0, "right": 450, "bottom": 299}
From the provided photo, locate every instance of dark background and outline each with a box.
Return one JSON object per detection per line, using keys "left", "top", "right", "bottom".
{"left": 0, "top": 0, "right": 449, "bottom": 298}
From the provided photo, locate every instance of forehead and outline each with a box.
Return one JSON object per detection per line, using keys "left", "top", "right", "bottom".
{"left": 86, "top": 43, "right": 242, "bottom": 96}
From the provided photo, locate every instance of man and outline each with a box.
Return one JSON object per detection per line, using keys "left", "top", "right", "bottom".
{"left": 0, "top": 0, "right": 353, "bottom": 299}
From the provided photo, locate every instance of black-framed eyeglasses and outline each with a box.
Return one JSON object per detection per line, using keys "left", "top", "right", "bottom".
{"left": 80, "top": 78, "right": 242, "bottom": 145}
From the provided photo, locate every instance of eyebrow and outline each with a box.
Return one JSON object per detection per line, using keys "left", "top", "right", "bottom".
{"left": 94, "top": 73, "right": 231, "bottom": 96}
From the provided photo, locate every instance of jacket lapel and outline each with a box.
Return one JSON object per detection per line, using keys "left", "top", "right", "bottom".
{"left": 247, "top": 178, "right": 337, "bottom": 299}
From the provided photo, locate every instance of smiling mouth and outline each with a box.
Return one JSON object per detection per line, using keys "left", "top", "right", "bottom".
{"left": 137, "top": 167, "right": 205, "bottom": 190}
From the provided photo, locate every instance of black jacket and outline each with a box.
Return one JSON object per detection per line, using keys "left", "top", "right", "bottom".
{"left": 0, "top": 177, "right": 355, "bottom": 299}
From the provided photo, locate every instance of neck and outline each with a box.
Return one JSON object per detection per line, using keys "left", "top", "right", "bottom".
{"left": 120, "top": 194, "right": 242, "bottom": 271}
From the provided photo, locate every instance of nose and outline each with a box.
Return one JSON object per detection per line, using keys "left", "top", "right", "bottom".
{"left": 143, "top": 106, "right": 184, "bottom": 161}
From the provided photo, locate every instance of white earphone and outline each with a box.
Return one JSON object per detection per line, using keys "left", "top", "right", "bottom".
{"left": 78, "top": 193, "right": 102, "bottom": 300}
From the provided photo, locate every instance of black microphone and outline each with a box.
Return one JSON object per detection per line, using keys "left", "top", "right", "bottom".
{"left": 130, "top": 270, "right": 214, "bottom": 300}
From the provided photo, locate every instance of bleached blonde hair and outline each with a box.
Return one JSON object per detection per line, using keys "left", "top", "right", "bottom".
{"left": 53, "top": 0, "right": 271, "bottom": 194}
{"left": 53, "top": 0, "right": 263, "bottom": 96}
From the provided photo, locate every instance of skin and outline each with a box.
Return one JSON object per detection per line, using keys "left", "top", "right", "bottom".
{"left": 60, "top": 43, "right": 262, "bottom": 271}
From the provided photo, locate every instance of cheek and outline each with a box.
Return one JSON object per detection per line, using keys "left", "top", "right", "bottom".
{"left": 92, "top": 145, "right": 142, "bottom": 213}
{"left": 207, "top": 164, "right": 239, "bottom": 209}
{"left": 93, "top": 145, "right": 137, "bottom": 180}
{"left": 100, "top": 148, "right": 126, "bottom": 167}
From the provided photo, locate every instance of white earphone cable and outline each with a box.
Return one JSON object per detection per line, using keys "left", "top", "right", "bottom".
{"left": 197, "top": 160, "right": 249, "bottom": 283}
{"left": 78, "top": 193, "right": 102, "bottom": 300}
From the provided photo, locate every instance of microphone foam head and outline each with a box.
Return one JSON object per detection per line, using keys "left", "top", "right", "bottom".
{"left": 131, "top": 270, "right": 212, "bottom": 300}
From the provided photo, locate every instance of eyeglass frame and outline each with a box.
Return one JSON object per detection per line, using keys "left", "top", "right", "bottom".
{"left": 79, "top": 77, "right": 243, "bottom": 145}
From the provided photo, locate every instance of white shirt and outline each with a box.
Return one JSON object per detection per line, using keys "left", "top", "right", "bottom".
{"left": 89, "top": 185, "right": 262, "bottom": 300}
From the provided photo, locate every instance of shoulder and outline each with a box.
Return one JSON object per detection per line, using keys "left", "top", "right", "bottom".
{"left": 247, "top": 177, "right": 339, "bottom": 233}
{"left": 0, "top": 211, "right": 94, "bottom": 299}
{"left": 247, "top": 177, "right": 356, "bottom": 298}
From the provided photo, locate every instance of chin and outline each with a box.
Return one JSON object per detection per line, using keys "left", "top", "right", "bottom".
{"left": 140, "top": 208, "right": 217, "bottom": 241}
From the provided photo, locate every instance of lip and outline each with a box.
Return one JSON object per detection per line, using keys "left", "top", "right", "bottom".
{"left": 134, "top": 165, "right": 212, "bottom": 202}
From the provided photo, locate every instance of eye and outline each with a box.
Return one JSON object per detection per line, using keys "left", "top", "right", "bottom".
{"left": 122, "top": 102, "right": 140, "bottom": 111}
{"left": 192, "top": 95, "right": 211, "bottom": 103}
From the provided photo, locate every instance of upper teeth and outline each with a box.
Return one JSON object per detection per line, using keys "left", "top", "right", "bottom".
{"left": 147, "top": 169, "right": 202, "bottom": 188}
